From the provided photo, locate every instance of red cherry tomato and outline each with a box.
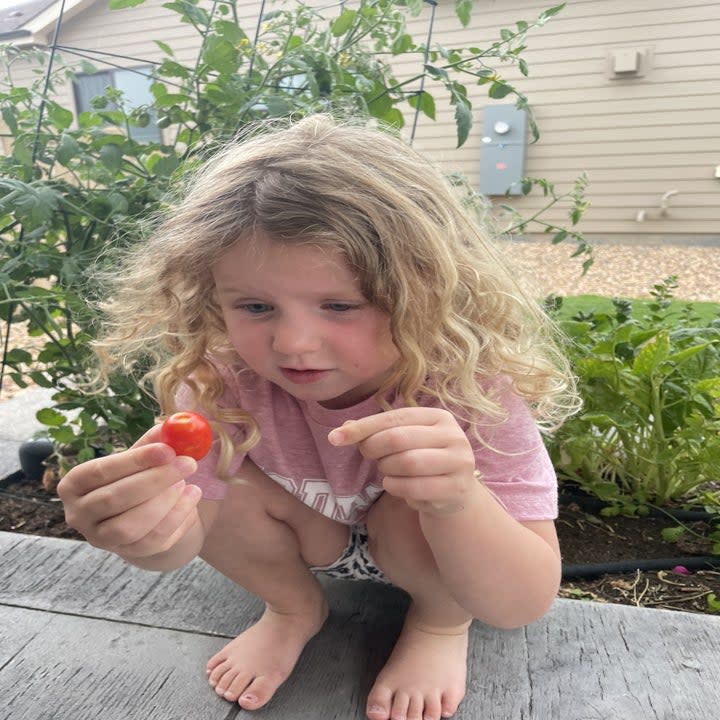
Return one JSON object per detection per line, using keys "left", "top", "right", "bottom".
{"left": 160, "top": 411, "right": 213, "bottom": 461}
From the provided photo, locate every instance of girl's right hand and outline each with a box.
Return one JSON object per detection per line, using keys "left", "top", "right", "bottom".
{"left": 57, "top": 424, "right": 203, "bottom": 560}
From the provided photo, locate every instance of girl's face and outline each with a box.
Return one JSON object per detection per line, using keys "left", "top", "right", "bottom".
{"left": 212, "top": 232, "right": 400, "bottom": 409}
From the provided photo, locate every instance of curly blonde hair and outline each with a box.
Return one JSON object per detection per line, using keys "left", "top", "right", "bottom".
{"left": 95, "top": 114, "right": 579, "bottom": 472}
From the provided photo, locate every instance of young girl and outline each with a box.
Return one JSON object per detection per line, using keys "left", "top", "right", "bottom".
{"left": 58, "top": 115, "right": 578, "bottom": 720}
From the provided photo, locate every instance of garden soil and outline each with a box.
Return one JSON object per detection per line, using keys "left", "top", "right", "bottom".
{"left": 1, "top": 472, "right": 718, "bottom": 616}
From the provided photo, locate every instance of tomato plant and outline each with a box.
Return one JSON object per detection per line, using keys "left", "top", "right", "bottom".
{"left": 160, "top": 412, "right": 213, "bottom": 461}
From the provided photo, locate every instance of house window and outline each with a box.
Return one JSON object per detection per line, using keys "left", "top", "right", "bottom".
{"left": 73, "top": 66, "right": 161, "bottom": 143}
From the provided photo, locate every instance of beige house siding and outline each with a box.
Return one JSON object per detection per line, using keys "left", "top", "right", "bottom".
{"left": 399, "top": 0, "right": 720, "bottom": 242}
{"left": 3, "top": 0, "right": 719, "bottom": 242}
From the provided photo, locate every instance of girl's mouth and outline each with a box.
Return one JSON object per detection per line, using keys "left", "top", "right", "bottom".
{"left": 280, "top": 368, "right": 331, "bottom": 384}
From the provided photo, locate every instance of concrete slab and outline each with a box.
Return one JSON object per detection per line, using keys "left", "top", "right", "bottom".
{"left": 0, "top": 387, "right": 54, "bottom": 442}
{"left": 0, "top": 387, "right": 54, "bottom": 478}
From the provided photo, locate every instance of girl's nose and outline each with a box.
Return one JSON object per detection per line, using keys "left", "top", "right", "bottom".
{"left": 271, "top": 317, "right": 321, "bottom": 355}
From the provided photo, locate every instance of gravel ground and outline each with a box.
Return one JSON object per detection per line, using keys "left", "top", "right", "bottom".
{"left": 503, "top": 240, "right": 720, "bottom": 303}
{"left": 2, "top": 241, "right": 719, "bottom": 401}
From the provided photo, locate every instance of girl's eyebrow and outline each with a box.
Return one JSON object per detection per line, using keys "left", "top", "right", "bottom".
{"left": 215, "top": 284, "right": 365, "bottom": 300}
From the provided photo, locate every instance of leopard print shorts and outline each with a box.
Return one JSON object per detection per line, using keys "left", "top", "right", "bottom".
{"left": 309, "top": 524, "right": 391, "bottom": 584}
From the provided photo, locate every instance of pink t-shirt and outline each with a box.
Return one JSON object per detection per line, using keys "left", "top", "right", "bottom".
{"left": 183, "top": 368, "right": 558, "bottom": 524}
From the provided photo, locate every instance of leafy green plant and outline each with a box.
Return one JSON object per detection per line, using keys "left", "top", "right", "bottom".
{"left": 500, "top": 172, "right": 593, "bottom": 271}
{"left": 1, "top": 0, "right": 578, "bottom": 464}
{"left": 548, "top": 277, "right": 720, "bottom": 513}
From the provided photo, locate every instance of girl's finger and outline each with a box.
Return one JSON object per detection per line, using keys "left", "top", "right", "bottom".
{"left": 116, "top": 486, "right": 203, "bottom": 558}
{"left": 92, "top": 479, "right": 188, "bottom": 547}
{"left": 356, "top": 425, "right": 450, "bottom": 461}
{"left": 328, "top": 407, "right": 445, "bottom": 446}
{"left": 59, "top": 442, "right": 178, "bottom": 498}
{"left": 71, "top": 455, "right": 198, "bottom": 526}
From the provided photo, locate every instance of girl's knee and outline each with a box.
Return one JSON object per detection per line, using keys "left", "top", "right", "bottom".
{"left": 366, "top": 494, "right": 435, "bottom": 575}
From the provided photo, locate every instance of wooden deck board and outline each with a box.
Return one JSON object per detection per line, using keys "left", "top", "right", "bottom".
{"left": 2, "top": 531, "right": 719, "bottom": 719}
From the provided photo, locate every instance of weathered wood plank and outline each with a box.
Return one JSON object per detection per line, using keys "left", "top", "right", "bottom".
{"left": 2, "top": 531, "right": 720, "bottom": 719}
{"left": 523, "top": 601, "right": 720, "bottom": 719}
{"left": 1, "top": 605, "right": 234, "bottom": 720}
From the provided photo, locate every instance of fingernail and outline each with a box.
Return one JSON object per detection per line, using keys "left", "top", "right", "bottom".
{"left": 183, "top": 484, "right": 202, "bottom": 500}
{"left": 172, "top": 456, "right": 198, "bottom": 475}
{"left": 328, "top": 429, "right": 343, "bottom": 445}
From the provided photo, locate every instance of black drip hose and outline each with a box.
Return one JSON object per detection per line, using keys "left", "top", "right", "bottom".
{"left": 562, "top": 556, "right": 719, "bottom": 580}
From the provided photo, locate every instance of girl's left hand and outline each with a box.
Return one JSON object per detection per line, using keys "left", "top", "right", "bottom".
{"left": 328, "top": 407, "right": 478, "bottom": 513}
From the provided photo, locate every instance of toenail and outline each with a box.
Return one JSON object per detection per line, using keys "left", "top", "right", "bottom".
{"left": 368, "top": 706, "right": 384, "bottom": 714}
{"left": 242, "top": 693, "right": 257, "bottom": 703}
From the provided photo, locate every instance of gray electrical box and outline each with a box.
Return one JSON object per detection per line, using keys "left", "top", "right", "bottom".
{"left": 479, "top": 105, "right": 527, "bottom": 196}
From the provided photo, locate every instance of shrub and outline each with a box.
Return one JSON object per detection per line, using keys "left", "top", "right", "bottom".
{"left": 548, "top": 277, "right": 720, "bottom": 512}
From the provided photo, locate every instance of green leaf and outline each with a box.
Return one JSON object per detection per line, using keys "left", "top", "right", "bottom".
{"left": 264, "top": 96, "right": 292, "bottom": 117}
{"left": 29, "top": 372, "right": 54, "bottom": 388}
{"left": 154, "top": 40, "right": 174, "bottom": 56}
{"left": 366, "top": 85, "right": 392, "bottom": 120}
{"left": 148, "top": 153, "right": 180, "bottom": 177}
{"left": 403, "top": 0, "right": 424, "bottom": 16}
{"left": 660, "top": 526, "right": 685, "bottom": 542}
{"left": 77, "top": 447, "right": 96, "bottom": 463}
{"left": 392, "top": 33, "right": 413, "bottom": 55}
{"left": 454, "top": 99, "right": 472, "bottom": 148}
{"left": 668, "top": 343, "right": 709, "bottom": 365}
{"left": 380, "top": 107, "right": 405, "bottom": 129}
{"left": 538, "top": 3, "right": 567, "bottom": 26}
{"left": 4, "top": 348, "right": 33, "bottom": 364}
{"left": 202, "top": 36, "right": 238, "bottom": 75}
{"left": 331, "top": 8, "right": 356, "bottom": 36}
{"left": 2, "top": 106, "right": 18, "bottom": 135}
{"left": 632, "top": 332, "right": 670, "bottom": 378}
{"left": 706, "top": 593, "right": 720, "bottom": 613}
{"left": 455, "top": 0, "right": 472, "bottom": 27}
{"left": 55, "top": 134, "right": 81, "bottom": 166}
{"left": 575, "top": 356, "right": 622, "bottom": 379}
{"left": 424, "top": 64, "right": 449, "bottom": 83}
{"left": 37, "top": 407, "right": 66, "bottom": 427}
{"left": 110, "top": 0, "right": 146, "bottom": 7}
{"left": 50, "top": 426, "right": 77, "bottom": 444}
{"left": 592, "top": 482, "right": 624, "bottom": 502}
{"left": 214, "top": 20, "right": 246, "bottom": 45}
{"left": 99, "top": 144, "right": 123, "bottom": 173}
{"left": 12, "top": 137, "right": 33, "bottom": 168}
{"left": 47, "top": 103, "right": 74, "bottom": 131}
{"left": 488, "top": 81, "right": 514, "bottom": 99}
{"left": 408, "top": 90, "right": 436, "bottom": 121}
{"left": 79, "top": 411, "right": 98, "bottom": 435}
{"left": 695, "top": 377, "right": 720, "bottom": 398}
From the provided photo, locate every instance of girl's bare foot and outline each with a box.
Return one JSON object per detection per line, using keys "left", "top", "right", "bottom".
{"left": 366, "top": 608, "right": 470, "bottom": 720}
{"left": 207, "top": 601, "right": 329, "bottom": 710}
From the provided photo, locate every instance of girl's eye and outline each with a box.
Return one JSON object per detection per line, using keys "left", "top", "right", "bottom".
{"left": 238, "top": 303, "right": 272, "bottom": 314}
{"left": 324, "top": 303, "right": 360, "bottom": 312}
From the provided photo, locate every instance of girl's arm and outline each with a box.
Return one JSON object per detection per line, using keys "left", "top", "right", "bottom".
{"left": 418, "top": 487, "right": 561, "bottom": 628}
{"left": 329, "top": 407, "right": 562, "bottom": 628}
